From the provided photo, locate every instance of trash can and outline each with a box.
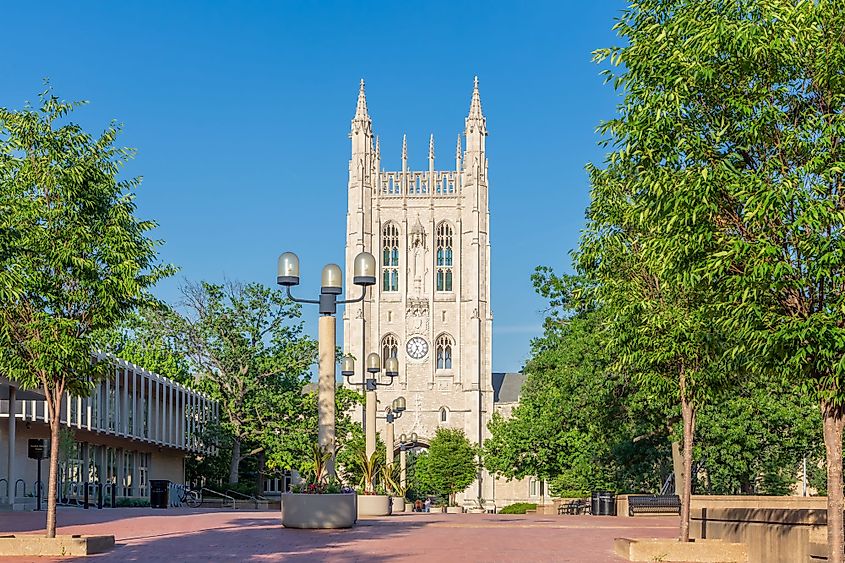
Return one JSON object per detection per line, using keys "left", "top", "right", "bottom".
{"left": 599, "top": 492, "right": 617, "bottom": 516}
{"left": 590, "top": 491, "right": 601, "bottom": 515}
{"left": 150, "top": 480, "right": 170, "bottom": 509}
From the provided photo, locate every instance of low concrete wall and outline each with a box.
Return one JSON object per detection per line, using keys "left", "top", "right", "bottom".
{"left": 690, "top": 496, "right": 827, "bottom": 563}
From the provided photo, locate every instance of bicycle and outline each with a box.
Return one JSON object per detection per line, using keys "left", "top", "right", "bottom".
{"left": 179, "top": 486, "right": 202, "bottom": 508}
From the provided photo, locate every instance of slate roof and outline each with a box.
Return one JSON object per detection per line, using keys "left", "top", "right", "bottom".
{"left": 492, "top": 372, "right": 525, "bottom": 404}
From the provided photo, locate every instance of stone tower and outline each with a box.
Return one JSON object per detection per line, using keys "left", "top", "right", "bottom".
{"left": 343, "top": 78, "right": 494, "bottom": 498}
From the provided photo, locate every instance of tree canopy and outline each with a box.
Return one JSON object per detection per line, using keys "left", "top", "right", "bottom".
{"left": 416, "top": 427, "right": 478, "bottom": 505}
{"left": 0, "top": 88, "right": 170, "bottom": 536}
{"left": 582, "top": 0, "right": 845, "bottom": 554}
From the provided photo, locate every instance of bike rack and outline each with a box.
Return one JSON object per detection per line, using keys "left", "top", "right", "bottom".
{"left": 14, "top": 479, "right": 26, "bottom": 498}
{"left": 0, "top": 478, "right": 7, "bottom": 499}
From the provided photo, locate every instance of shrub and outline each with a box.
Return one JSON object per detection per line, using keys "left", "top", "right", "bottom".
{"left": 115, "top": 498, "right": 151, "bottom": 508}
{"left": 498, "top": 502, "right": 537, "bottom": 514}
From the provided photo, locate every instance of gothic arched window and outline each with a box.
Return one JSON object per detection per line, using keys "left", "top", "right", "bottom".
{"left": 436, "top": 222, "right": 453, "bottom": 292}
{"left": 381, "top": 334, "right": 398, "bottom": 365}
{"left": 439, "top": 407, "right": 448, "bottom": 423}
{"left": 382, "top": 223, "right": 400, "bottom": 292}
{"left": 436, "top": 334, "right": 453, "bottom": 370}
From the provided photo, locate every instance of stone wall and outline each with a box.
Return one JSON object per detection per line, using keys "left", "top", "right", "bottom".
{"left": 689, "top": 495, "right": 827, "bottom": 563}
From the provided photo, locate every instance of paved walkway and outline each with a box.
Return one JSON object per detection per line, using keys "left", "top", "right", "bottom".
{"left": 0, "top": 507, "right": 680, "bottom": 562}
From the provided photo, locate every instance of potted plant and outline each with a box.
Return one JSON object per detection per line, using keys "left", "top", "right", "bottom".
{"left": 355, "top": 449, "right": 391, "bottom": 517}
{"left": 382, "top": 464, "right": 407, "bottom": 513}
{"left": 281, "top": 444, "right": 357, "bottom": 529}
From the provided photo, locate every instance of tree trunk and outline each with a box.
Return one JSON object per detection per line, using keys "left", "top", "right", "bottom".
{"left": 46, "top": 398, "right": 61, "bottom": 538}
{"left": 228, "top": 438, "right": 241, "bottom": 485}
{"left": 822, "top": 401, "right": 845, "bottom": 563}
{"left": 679, "top": 393, "right": 696, "bottom": 543}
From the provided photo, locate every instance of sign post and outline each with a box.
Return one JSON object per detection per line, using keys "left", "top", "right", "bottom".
{"left": 27, "top": 439, "right": 45, "bottom": 511}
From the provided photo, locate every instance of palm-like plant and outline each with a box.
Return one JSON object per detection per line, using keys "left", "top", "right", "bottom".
{"left": 356, "top": 450, "right": 382, "bottom": 494}
{"left": 382, "top": 463, "right": 408, "bottom": 499}
{"left": 310, "top": 443, "right": 332, "bottom": 485}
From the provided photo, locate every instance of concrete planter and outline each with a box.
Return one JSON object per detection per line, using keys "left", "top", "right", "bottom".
{"left": 446, "top": 506, "right": 463, "bottom": 514}
{"left": 392, "top": 498, "right": 407, "bottom": 513}
{"left": 357, "top": 494, "right": 391, "bottom": 517}
{"left": 405, "top": 502, "right": 415, "bottom": 512}
{"left": 280, "top": 493, "right": 357, "bottom": 529}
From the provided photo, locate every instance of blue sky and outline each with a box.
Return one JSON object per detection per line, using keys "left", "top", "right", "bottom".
{"left": 1, "top": 1, "right": 625, "bottom": 373}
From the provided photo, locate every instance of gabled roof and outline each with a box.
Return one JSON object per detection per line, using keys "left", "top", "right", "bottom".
{"left": 492, "top": 372, "right": 525, "bottom": 404}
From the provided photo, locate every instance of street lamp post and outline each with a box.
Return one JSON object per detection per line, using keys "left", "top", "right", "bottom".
{"left": 377, "top": 397, "right": 406, "bottom": 469}
{"left": 341, "top": 354, "right": 399, "bottom": 459}
{"left": 277, "top": 250, "right": 376, "bottom": 476}
{"left": 398, "top": 432, "right": 419, "bottom": 492}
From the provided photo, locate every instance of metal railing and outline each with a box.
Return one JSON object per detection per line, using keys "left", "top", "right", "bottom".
{"left": 201, "top": 487, "right": 235, "bottom": 509}
{"left": 225, "top": 489, "right": 270, "bottom": 509}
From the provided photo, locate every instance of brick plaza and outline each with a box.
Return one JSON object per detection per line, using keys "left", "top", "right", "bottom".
{"left": 0, "top": 508, "right": 679, "bottom": 562}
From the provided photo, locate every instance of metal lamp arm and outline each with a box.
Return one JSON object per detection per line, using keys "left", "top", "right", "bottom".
{"left": 337, "top": 286, "right": 367, "bottom": 305}
{"left": 285, "top": 286, "right": 319, "bottom": 305}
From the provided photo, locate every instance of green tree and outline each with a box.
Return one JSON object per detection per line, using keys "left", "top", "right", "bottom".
{"left": 591, "top": 1, "right": 845, "bottom": 556}
{"left": 416, "top": 428, "right": 478, "bottom": 506}
{"left": 576, "top": 150, "right": 725, "bottom": 542}
{"left": 156, "top": 280, "right": 317, "bottom": 484}
{"left": 97, "top": 304, "right": 193, "bottom": 384}
{"left": 696, "top": 378, "right": 822, "bottom": 496}
{"left": 485, "top": 272, "right": 673, "bottom": 497}
{"left": 0, "top": 89, "right": 170, "bottom": 536}
{"left": 260, "top": 384, "right": 364, "bottom": 482}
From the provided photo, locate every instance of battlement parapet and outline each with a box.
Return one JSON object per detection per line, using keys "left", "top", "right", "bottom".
{"left": 379, "top": 170, "right": 460, "bottom": 196}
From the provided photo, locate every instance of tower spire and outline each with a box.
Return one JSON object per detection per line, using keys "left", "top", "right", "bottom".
{"left": 465, "top": 76, "right": 487, "bottom": 133}
{"left": 402, "top": 134, "right": 407, "bottom": 166}
{"left": 353, "top": 79, "right": 369, "bottom": 122}
{"left": 429, "top": 134, "right": 435, "bottom": 163}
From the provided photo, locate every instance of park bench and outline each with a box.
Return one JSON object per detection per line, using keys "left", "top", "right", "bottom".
{"left": 627, "top": 495, "right": 681, "bottom": 516}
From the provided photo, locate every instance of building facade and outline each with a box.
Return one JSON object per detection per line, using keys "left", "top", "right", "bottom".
{"left": 342, "top": 78, "right": 534, "bottom": 504}
{"left": 1, "top": 355, "right": 217, "bottom": 510}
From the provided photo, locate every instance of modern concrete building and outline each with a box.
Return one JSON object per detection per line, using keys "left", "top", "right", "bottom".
{"left": 0, "top": 355, "right": 217, "bottom": 510}
{"left": 342, "top": 79, "right": 539, "bottom": 506}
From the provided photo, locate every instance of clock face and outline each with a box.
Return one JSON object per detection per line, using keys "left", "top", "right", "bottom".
{"left": 406, "top": 336, "right": 429, "bottom": 360}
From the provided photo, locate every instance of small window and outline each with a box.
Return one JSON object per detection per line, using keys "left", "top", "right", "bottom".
{"left": 436, "top": 334, "right": 453, "bottom": 370}
{"left": 439, "top": 407, "right": 448, "bottom": 423}
{"left": 381, "top": 334, "right": 398, "bottom": 365}
{"left": 382, "top": 223, "right": 400, "bottom": 292}
{"left": 436, "top": 223, "right": 454, "bottom": 292}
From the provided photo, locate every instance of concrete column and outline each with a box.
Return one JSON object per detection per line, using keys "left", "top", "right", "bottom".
{"left": 400, "top": 447, "right": 407, "bottom": 489}
{"left": 131, "top": 451, "right": 139, "bottom": 497}
{"left": 171, "top": 383, "right": 177, "bottom": 446}
{"left": 146, "top": 374, "right": 152, "bottom": 440}
{"left": 365, "top": 389, "right": 377, "bottom": 459}
{"left": 86, "top": 393, "right": 92, "bottom": 430}
{"left": 179, "top": 387, "right": 185, "bottom": 448}
{"left": 107, "top": 375, "right": 113, "bottom": 430}
{"left": 7, "top": 386, "right": 16, "bottom": 502}
{"left": 81, "top": 443, "right": 90, "bottom": 483}
{"left": 116, "top": 449, "right": 124, "bottom": 497}
{"left": 155, "top": 380, "right": 161, "bottom": 443}
{"left": 385, "top": 421, "right": 394, "bottom": 469}
{"left": 317, "top": 315, "right": 336, "bottom": 475}
{"left": 188, "top": 391, "right": 194, "bottom": 449}
{"left": 122, "top": 367, "right": 129, "bottom": 435}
